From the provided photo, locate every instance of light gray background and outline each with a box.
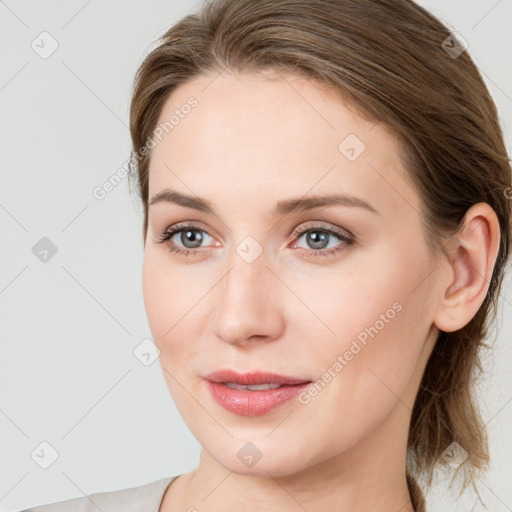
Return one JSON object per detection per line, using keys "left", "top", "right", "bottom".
{"left": 1, "top": 1, "right": 511, "bottom": 511}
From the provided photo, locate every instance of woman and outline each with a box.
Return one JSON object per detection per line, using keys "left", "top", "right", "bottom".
{"left": 22, "top": 0, "right": 511, "bottom": 511}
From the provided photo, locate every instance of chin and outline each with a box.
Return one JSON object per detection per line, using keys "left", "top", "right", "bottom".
{"left": 196, "top": 431, "right": 320, "bottom": 478}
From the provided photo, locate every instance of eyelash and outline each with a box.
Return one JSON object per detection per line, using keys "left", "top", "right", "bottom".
{"left": 156, "top": 221, "right": 354, "bottom": 259}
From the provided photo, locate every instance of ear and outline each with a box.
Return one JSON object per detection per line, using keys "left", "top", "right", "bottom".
{"left": 433, "top": 202, "right": 501, "bottom": 333}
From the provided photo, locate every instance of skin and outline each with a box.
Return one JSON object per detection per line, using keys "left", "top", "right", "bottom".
{"left": 141, "top": 68, "right": 500, "bottom": 512}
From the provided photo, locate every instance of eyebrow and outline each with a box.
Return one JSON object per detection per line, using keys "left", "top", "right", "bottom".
{"left": 149, "top": 189, "right": 379, "bottom": 216}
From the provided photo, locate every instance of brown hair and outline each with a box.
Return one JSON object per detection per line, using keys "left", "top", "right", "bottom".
{"left": 128, "top": 0, "right": 512, "bottom": 502}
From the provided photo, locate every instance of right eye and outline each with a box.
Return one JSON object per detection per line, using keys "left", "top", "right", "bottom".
{"left": 157, "top": 222, "right": 216, "bottom": 257}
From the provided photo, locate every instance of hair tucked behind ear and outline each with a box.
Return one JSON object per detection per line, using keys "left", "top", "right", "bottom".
{"left": 129, "top": 0, "right": 512, "bottom": 501}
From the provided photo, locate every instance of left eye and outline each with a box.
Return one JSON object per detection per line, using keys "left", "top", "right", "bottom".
{"left": 290, "top": 226, "right": 354, "bottom": 257}
{"left": 157, "top": 223, "right": 354, "bottom": 258}
{"left": 293, "top": 227, "right": 348, "bottom": 251}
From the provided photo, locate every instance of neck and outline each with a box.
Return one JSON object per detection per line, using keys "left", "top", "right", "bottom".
{"left": 163, "top": 402, "right": 418, "bottom": 512}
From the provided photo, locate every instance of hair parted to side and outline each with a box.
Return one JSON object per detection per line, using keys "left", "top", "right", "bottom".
{"left": 129, "top": 0, "right": 512, "bottom": 498}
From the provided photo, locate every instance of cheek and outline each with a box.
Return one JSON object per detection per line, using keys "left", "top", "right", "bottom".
{"left": 142, "top": 255, "right": 204, "bottom": 414}
{"left": 142, "top": 252, "right": 194, "bottom": 353}
{"left": 290, "top": 246, "right": 431, "bottom": 388}
{"left": 282, "top": 254, "right": 405, "bottom": 345}
{"left": 287, "top": 254, "right": 433, "bottom": 448}
{"left": 142, "top": 250, "right": 218, "bottom": 376}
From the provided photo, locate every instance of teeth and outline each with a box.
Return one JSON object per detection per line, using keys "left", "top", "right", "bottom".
{"left": 224, "top": 382, "right": 282, "bottom": 391}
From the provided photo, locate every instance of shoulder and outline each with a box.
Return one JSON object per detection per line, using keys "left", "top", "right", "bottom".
{"left": 20, "top": 475, "right": 178, "bottom": 512}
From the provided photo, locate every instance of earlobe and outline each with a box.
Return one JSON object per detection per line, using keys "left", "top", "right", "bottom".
{"left": 433, "top": 203, "right": 501, "bottom": 333}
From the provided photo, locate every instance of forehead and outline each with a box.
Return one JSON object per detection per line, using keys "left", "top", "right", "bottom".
{"left": 147, "top": 70, "right": 421, "bottom": 219}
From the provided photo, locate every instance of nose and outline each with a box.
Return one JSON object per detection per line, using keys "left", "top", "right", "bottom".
{"left": 211, "top": 250, "right": 285, "bottom": 347}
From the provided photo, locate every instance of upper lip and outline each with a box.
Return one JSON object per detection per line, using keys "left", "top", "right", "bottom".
{"left": 204, "top": 370, "right": 311, "bottom": 386}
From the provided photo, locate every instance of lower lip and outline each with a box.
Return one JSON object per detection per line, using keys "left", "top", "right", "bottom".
{"left": 205, "top": 380, "right": 312, "bottom": 416}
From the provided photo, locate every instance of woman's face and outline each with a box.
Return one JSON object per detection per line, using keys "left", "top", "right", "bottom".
{"left": 142, "top": 69, "right": 441, "bottom": 476}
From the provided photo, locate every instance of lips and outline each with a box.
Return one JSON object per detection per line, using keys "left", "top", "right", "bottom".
{"left": 204, "top": 370, "right": 313, "bottom": 416}
{"left": 204, "top": 369, "right": 311, "bottom": 386}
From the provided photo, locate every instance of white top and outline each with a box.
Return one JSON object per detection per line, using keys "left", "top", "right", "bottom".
{"left": 21, "top": 473, "right": 426, "bottom": 511}
{"left": 20, "top": 475, "right": 178, "bottom": 512}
